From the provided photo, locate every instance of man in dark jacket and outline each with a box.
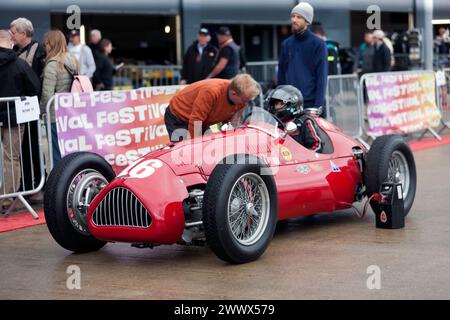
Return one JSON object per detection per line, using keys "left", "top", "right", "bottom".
{"left": 10, "top": 18, "right": 46, "bottom": 82}
{"left": 180, "top": 28, "right": 218, "bottom": 85}
{"left": 311, "top": 22, "right": 340, "bottom": 76}
{"left": 10, "top": 17, "right": 46, "bottom": 197}
{"left": 277, "top": 2, "right": 328, "bottom": 116}
{"left": 0, "top": 30, "right": 40, "bottom": 210}
{"left": 207, "top": 26, "right": 240, "bottom": 80}
{"left": 372, "top": 30, "right": 391, "bottom": 72}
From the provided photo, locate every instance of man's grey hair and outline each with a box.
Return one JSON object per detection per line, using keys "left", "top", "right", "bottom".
{"left": 90, "top": 29, "right": 102, "bottom": 39}
{"left": 10, "top": 17, "right": 34, "bottom": 37}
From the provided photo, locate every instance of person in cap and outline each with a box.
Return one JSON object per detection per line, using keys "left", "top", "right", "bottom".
{"left": 165, "top": 74, "right": 260, "bottom": 142}
{"left": 207, "top": 26, "right": 241, "bottom": 80}
{"left": 277, "top": 2, "right": 328, "bottom": 117}
{"left": 180, "top": 28, "right": 218, "bottom": 85}
{"left": 68, "top": 29, "right": 96, "bottom": 79}
{"left": 372, "top": 29, "right": 392, "bottom": 72}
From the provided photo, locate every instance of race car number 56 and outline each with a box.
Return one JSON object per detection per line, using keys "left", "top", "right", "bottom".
{"left": 118, "top": 159, "right": 163, "bottom": 179}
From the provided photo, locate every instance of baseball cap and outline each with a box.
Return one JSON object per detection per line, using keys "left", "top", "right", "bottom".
{"left": 216, "top": 26, "right": 231, "bottom": 36}
{"left": 373, "top": 30, "right": 385, "bottom": 39}
{"left": 68, "top": 29, "right": 80, "bottom": 37}
{"left": 199, "top": 28, "right": 209, "bottom": 36}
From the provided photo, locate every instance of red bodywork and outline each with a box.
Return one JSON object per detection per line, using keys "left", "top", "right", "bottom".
{"left": 87, "top": 116, "right": 366, "bottom": 244}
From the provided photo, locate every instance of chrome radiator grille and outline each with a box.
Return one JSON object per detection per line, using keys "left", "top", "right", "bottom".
{"left": 92, "top": 187, "right": 151, "bottom": 228}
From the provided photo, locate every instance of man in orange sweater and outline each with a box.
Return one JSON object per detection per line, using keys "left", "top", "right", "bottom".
{"left": 165, "top": 74, "right": 260, "bottom": 142}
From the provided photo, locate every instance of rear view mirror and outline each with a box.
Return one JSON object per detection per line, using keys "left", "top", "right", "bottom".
{"left": 285, "top": 122, "right": 297, "bottom": 135}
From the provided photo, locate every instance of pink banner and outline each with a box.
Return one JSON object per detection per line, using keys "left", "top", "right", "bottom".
{"left": 365, "top": 73, "right": 441, "bottom": 137}
{"left": 55, "top": 86, "right": 185, "bottom": 173}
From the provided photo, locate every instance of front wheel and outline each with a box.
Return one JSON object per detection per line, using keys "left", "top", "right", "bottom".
{"left": 44, "top": 152, "right": 115, "bottom": 253}
{"left": 202, "top": 155, "right": 278, "bottom": 264}
{"left": 365, "top": 135, "right": 417, "bottom": 216}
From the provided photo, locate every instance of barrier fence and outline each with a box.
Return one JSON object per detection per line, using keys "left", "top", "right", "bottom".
{"left": 245, "top": 61, "right": 278, "bottom": 90}
{"left": 0, "top": 69, "right": 441, "bottom": 221}
{"left": 0, "top": 97, "right": 45, "bottom": 219}
{"left": 326, "top": 74, "right": 363, "bottom": 139}
{"left": 113, "top": 65, "right": 182, "bottom": 89}
{"left": 437, "top": 68, "right": 450, "bottom": 135}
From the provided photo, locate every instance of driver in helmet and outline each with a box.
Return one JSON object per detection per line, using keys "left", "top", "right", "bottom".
{"left": 265, "top": 85, "right": 323, "bottom": 153}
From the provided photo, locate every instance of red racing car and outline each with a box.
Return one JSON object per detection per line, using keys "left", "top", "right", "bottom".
{"left": 44, "top": 106, "right": 417, "bottom": 263}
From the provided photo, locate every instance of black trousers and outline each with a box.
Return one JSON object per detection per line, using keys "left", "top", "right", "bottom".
{"left": 164, "top": 106, "right": 209, "bottom": 142}
{"left": 20, "top": 120, "right": 42, "bottom": 191}
{"left": 164, "top": 107, "right": 188, "bottom": 142}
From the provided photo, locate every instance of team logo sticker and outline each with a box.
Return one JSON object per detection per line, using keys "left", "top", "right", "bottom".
{"left": 296, "top": 165, "right": 310, "bottom": 174}
{"left": 278, "top": 145, "right": 293, "bottom": 162}
{"left": 380, "top": 211, "right": 388, "bottom": 223}
{"left": 330, "top": 160, "right": 341, "bottom": 173}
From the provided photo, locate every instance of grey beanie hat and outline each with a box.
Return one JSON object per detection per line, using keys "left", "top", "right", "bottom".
{"left": 291, "top": 2, "right": 314, "bottom": 24}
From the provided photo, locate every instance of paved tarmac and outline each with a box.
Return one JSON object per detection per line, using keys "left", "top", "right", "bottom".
{"left": 1, "top": 144, "right": 450, "bottom": 300}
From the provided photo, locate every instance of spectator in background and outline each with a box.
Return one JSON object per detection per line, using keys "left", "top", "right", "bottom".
{"left": 93, "top": 39, "right": 116, "bottom": 91}
{"left": 68, "top": 30, "right": 96, "bottom": 80}
{"left": 372, "top": 30, "right": 392, "bottom": 72}
{"left": 435, "top": 27, "right": 450, "bottom": 53}
{"left": 311, "top": 22, "right": 341, "bottom": 75}
{"left": 355, "top": 31, "right": 375, "bottom": 75}
{"left": 180, "top": 28, "right": 217, "bottom": 85}
{"left": 278, "top": 2, "right": 328, "bottom": 116}
{"left": 89, "top": 29, "right": 102, "bottom": 60}
{"left": 0, "top": 30, "right": 40, "bottom": 211}
{"left": 40, "top": 30, "right": 79, "bottom": 166}
{"left": 435, "top": 27, "right": 450, "bottom": 67}
{"left": 207, "top": 26, "right": 240, "bottom": 80}
{"left": 10, "top": 18, "right": 46, "bottom": 80}
{"left": 10, "top": 17, "right": 46, "bottom": 200}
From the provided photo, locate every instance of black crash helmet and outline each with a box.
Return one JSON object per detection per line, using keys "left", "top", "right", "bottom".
{"left": 265, "top": 85, "right": 304, "bottom": 121}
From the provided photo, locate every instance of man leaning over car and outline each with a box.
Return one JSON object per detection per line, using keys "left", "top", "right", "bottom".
{"left": 164, "top": 74, "right": 260, "bottom": 142}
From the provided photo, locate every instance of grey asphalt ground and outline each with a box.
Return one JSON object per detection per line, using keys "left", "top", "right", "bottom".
{"left": 1, "top": 144, "right": 450, "bottom": 300}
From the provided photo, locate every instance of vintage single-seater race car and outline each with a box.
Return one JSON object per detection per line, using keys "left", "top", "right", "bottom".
{"left": 44, "top": 106, "right": 417, "bottom": 263}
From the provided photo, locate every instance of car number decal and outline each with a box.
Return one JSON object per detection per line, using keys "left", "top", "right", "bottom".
{"left": 118, "top": 159, "right": 163, "bottom": 179}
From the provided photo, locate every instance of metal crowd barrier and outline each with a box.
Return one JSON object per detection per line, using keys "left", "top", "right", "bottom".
{"left": 0, "top": 97, "right": 45, "bottom": 219}
{"left": 113, "top": 65, "right": 182, "bottom": 89}
{"left": 326, "top": 74, "right": 363, "bottom": 141}
{"left": 434, "top": 54, "right": 450, "bottom": 69}
{"left": 246, "top": 61, "right": 278, "bottom": 90}
{"left": 437, "top": 68, "right": 450, "bottom": 135}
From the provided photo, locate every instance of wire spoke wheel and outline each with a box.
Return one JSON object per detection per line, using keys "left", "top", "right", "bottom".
{"left": 387, "top": 150, "right": 410, "bottom": 199}
{"left": 66, "top": 169, "right": 108, "bottom": 235}
{"left": 365, "top": 135, "right": 417, "bottom": 217}
{"left": 227, "top": 173, "right": 270, "bottom": 246}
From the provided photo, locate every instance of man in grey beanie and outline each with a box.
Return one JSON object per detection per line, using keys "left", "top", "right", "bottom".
{"left": 278, "top": 2, "right": 328, "bottom": 117}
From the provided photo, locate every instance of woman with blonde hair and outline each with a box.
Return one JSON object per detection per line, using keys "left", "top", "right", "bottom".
{"left": 40, "top": 29, "right": 79, "bottom": 165}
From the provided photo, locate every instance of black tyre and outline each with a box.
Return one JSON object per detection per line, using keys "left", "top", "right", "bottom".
{"left": 365, "top": 135, "right": 417, "bottom": 216}
{"left": 44, "top": 152, "right": 115, "bottom": 253}
{"left": 202, "top": 154, "right": 278, "bottom": 264}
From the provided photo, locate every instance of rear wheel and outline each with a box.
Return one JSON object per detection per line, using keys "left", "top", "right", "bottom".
{"left": 44, "top": 152, "right": 115, "bottom": 252}
{"left": 365, "top": 135, "right": 417, "bottom": 216}
{"left": 202, "top": 155, "right": 278, "bottom": 264}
